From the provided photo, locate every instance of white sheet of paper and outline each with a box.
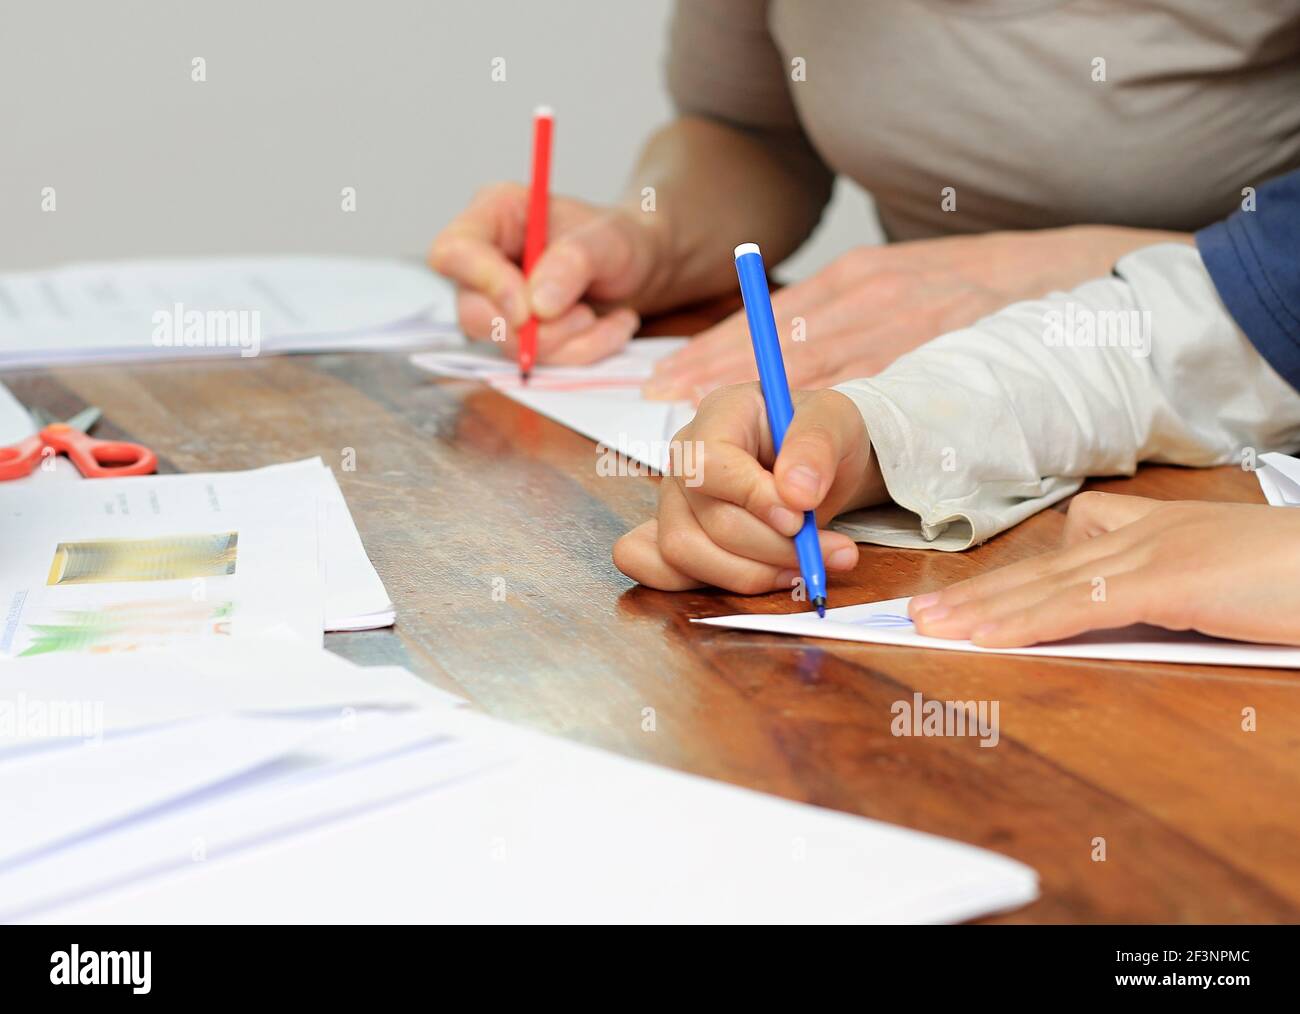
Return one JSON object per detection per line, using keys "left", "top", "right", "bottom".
{"left": 0, "top": 453, "right": 393, "bottom": 643}
{"left": 0, "top": 257, "right": 459, "bottom": 368}
{"left": 26, "top": 706, "right": 1037, "bottom": 925}
{"left": 0, "top": 709, "right": 513, "bottom": 923}
{"left": 0, "top": 640, "right": 462, "bottom": 755}
{"left": 0, "top": 386, "right": 391, "bottom": 632}
{"left": 411, "top": 339, "right": 695, "bottom": 472}
{"left": 1257, "top": 452, "right": 1300, "bottom": 506}
{"left": 256, "top": 460, "right": 394, "bottom": 630}
{"left": 695, "top": 595, "right": 1300, "bottom": 669}
{"left": 0, "top": 714, "right": 332, "bottom": 871}
{"left": 0, "top": 381, "right": 33, "bottom": 444}
{"left": 0, "top": 459, "right": 327, "bottom": 655}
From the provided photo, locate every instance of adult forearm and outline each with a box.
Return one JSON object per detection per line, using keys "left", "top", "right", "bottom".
{"left": 619, "top": 115, "right": 832, "bottom": 314}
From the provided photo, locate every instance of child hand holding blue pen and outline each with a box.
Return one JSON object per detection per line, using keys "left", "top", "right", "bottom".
{"left": 612, "top": 383, "right": 886, "bottom": 598}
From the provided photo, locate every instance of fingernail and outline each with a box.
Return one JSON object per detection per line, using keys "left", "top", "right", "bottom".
{"left": 916, "top": 606, "right": 950, "bottom": 623}
{"left": 775, "top": 569, "right": 800, "bottom": 588}
{"left": 642, "top": 378, "right": 678, "bottom": 401}
{"left": 502, "top": 290, "right": 526, "bottom": 326}
{"left": 786, "top": 465, "right": 821, "bottom": 498}
{"left": 618, "top": 309, "right": 642, "bottom": 335}
{"left": 530, "top": 280, "right": 564, "bottom": 318}
{"left": 911, "top": 592, "right": 941, "bottom": 612}
{"left": 827, "top": 546, "right": 856, "bottom": 569}
{"left": 769, "top": 505, "right": 801, "bottom": 534}
{"left": 970, "top": 623, "right": 998, "bottom": 643}
{"left": 568, "top": 304, "right": 597, "bottom": 330}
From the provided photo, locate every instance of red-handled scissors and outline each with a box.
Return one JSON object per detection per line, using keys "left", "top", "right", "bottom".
{"left": 0, "top": 406, "right": 158, "bottom": 481}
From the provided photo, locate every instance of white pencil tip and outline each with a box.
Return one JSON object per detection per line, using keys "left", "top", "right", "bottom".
{"left": 733, "top": 242, "right": 761, "bottom": 260}
{"left": 533, "top": 105, "right": 554, "bottom": 118}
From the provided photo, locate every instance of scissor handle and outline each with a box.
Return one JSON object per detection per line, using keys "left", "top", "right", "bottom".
{"left": 43, "top": 424, "right": 158, "bottom": 478}
{"left": 0, "top": 433, "right": 46, "bottom": 481}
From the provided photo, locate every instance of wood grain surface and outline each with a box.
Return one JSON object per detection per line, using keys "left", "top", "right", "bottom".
{"left": 4, "top": 319, "right": 1296, "bottom": 924}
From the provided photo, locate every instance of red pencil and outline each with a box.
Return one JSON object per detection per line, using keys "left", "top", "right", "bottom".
{"left": 518, "top": 106, "right": 553, "bottom": 381}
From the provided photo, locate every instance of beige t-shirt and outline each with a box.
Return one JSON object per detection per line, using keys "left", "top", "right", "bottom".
{"left": 666, "top": 0, "right": 1300, "bottom": 240}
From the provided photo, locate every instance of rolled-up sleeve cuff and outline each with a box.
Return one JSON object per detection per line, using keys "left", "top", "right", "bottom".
{"left": 830, "top": 381, "right": 1081, "bottom": 551}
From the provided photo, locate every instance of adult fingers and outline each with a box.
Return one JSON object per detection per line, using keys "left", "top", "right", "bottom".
{"left": 537, "top": 308, "right": 640, "bottom": 365}
{"left": 428, "top": 183, "right": 530, "bottom": 327}
{"left": 526, "top": 214, "right": 639, "bottom": 321}
{"left": 458, "top": 290, "right": 599, "bottom": 353}
{"left": 641, "top": 270, "right": 842, "bottom": 399}
{"left": 644, "top": 260, "right": 928, "bottom": 400}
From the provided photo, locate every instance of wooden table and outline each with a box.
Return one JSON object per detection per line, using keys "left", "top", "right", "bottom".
{"left": 6, "top": 319, "right": 1297, "bottom": 924}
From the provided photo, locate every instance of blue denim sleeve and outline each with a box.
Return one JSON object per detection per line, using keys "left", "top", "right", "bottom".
{"left": 1196, "top": 169, "right": 1300, "bottom": 393}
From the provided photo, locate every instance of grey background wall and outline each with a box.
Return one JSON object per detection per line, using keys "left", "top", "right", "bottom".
{"left": 2, "top": 0, "right": 880, "bottom": 278}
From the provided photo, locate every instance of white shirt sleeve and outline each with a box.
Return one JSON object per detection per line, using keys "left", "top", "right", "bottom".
{"left": 830, "top": 243, "right": 1300, "bottom": 550}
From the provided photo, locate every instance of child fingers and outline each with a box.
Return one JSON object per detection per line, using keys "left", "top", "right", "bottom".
{"left": 611, "top": 520, "right": 703, "bottom": 591}
{"left": 1062, "top": 491, "right": 1165, "bottom": 545}
{"left": 681, "top": 439, "right": 800, "bottom": 536}
{"left": 684, "top": 488, "right": 859, "bottom": 570}
{"left": 967, "top": 577, "right": 1152, "bottom": 648}
{"left": 914, "top": 552, "right": 1142, "bottom": 641}
{"left": 773, "top": 390, "right": 863, "bottom": 512}
{"left": 653, "top": 482, "right": 795, "bottom": 595}
{"left": 908, "top": 523, "right": 1138, "bottom": 618}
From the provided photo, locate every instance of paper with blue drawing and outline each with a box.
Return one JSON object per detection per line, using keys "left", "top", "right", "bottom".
{"left": 696, "top": 596, "right": 1300, "bottom": 669}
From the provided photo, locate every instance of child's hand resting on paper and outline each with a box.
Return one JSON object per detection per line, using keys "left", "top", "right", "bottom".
{"left": 613, "top": 384, "right": 887, "bottom": 593}
{"left": 909, "top": 493, "right": 1300, "bottom": 648}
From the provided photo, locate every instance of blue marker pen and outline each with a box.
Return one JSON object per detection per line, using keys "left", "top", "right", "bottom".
{"left": 733, "top": 242, "right": 828, "bottom": 617}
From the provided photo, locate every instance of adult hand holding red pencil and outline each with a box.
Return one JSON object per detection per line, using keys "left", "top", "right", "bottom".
{"left": 428, "top": 107, "right": 661, "bottom": 369}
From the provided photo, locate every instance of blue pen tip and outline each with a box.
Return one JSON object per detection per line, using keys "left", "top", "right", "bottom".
{"left": 814, "top": 597, "right": 826, "bottom": 618}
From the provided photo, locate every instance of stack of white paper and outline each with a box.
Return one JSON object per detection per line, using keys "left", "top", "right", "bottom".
{"left": 1, "top": 386, "right": 392, "bottom": 634}
{"left": 0, "top": 638, "right": 465, "bottom": 754}
{"left": 0, "top": 644, "right": 489, "bottom": 922}
{"left": 254, "top": 460, "right": 395, "bottom": 631}
{"left": 0, "top": 642, "right": 1037, "bottom": 924}
{"left": 412, "top": 339, "right": 696, "bottom": 472}
{"left": 0, "top": 257, "right": 462, "bottom": 369}
{"left": 0, "top": 454, "right": 393, "bottom": 656}
{"left": 1256, "top": 452, "right": 1300, "bottom": 506}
